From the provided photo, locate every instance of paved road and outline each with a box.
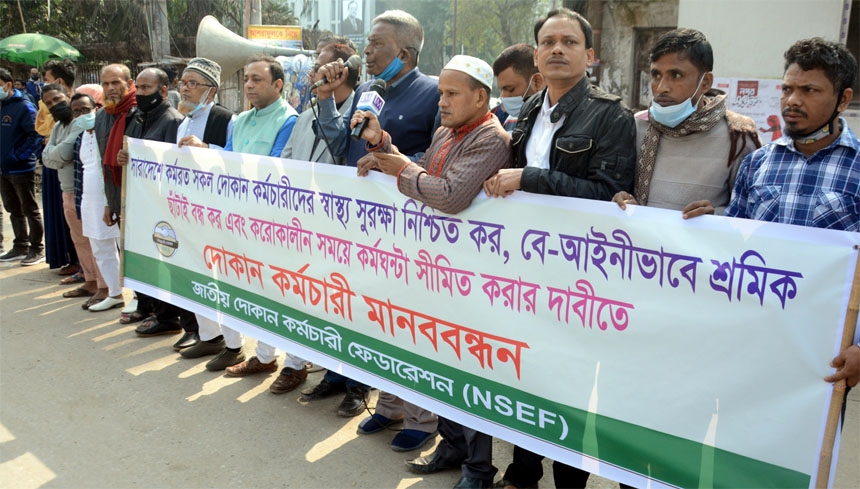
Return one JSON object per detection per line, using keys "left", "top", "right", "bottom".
{"left": 1, "top": 256, "right": 858, "bottom": 488}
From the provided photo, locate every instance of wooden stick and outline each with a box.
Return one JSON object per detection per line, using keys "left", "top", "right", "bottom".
{"left": 815, "top": 247, "right": 860, "bottom": 488}
{"left": 118, "top": 136, "right": 128, "bottom": 287}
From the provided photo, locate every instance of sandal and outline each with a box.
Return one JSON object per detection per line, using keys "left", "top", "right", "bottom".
{"left": 63, "top": 287, "right": 95, "bottom": 298}
{"left": 137, "top": 314, "right": 158, "bottom": 329}
{"left": 119, "top": 311, "right": 150, "bottom": 325}
{"left": 59, "top": 273, "right": 85, "bottom": 285}
{"left": 82, "top": 296, "right": 106, "bottom": 310}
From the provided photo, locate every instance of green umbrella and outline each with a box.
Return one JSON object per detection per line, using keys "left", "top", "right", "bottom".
{"left": 0, "top": 33, "right": 82, "bottom": 67}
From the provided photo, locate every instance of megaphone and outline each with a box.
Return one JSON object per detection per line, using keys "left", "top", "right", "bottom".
{"left": 196, "top": 16, "right": 315, "bottom": 80}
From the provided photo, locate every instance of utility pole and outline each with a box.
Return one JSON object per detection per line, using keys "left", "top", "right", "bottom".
{"left": 151, "top": 0, "right": 171, "bottom": 60}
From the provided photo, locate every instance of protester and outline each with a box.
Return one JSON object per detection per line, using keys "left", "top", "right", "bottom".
{"left": 611, "top": 28, "right": 761, "bottom": 215}
{"left": 725, "top": 38, "right": 859, "bottom": 388}
{"left": 85, "top": 64, "right": 135, "bottom": 311}
{"left": 281, "top": 41, "right": 358, "bottom": 165}
{"left": 189, "top": 54, "right": 299, "bottom": 376}
{"left": 41, "top": 83, "right": 104, "bottom": 300}
{"left": 483, "top": 8, "right": 636, "bottom": 489}
{"left": 303, "top": 8, "right": 441, "bottom": 419}
{"left": 0, "top": 67, "right": 44, "bottom": 264}
{"left": 353, "top": 53, "right": 510, "bottom": 485}
{"left": 40, "top": 59, "right": 80, "bottom": 273}
{"left": 25, "top": 67, "right": 41, "bottom": 101}
{"left": 492, "top": 44, "right": 544, "bottom": 133}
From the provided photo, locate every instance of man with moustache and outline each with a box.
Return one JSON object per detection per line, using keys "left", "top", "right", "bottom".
{"left": 726, "top": 38, "right": 859, "bottom": 389}
{"left": 611, "top": 28, "right": 760, "bottom": 216}
{"left": 302, "top": 8, "right": 440, "bottom": 421}
{"left": 352, "top": 54, "right": 510, "bottom": 487}
{"left": 40, "top": 83, "right": 104, "bottom": 300}
{"left": 483, "top": 8, "right": 636, "bottom": 489}
{"left": 196, "top": 54, "right": 299, "bottom": 376}
{"left": 175, "top": 57, "right": 235, "bottom": 150}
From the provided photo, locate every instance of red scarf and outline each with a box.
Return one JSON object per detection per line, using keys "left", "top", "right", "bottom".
{"left": 103, "top": 85, "right": 137, "bottom": 186}
{"left": 426, "top": 112, "right": 493, "bottom": 177}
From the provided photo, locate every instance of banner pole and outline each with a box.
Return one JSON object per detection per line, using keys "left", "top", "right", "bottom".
{"left": 815, "top": 246, "right": 860, "bottom": 488}
{"left": 119, "top": 136, "right": 128, "bottom": 287}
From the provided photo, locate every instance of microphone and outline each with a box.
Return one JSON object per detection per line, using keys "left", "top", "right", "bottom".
{"left": 350, "top": 79, "right": 387, "bottom": 141}
{"left": 310, "top": 54, "right": 362, "bottom": 90}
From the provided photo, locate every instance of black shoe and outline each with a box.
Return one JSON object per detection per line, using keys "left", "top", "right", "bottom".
{"left": 135, "top": 320, "right": 182, "bottom": 337}
{"left": 172, "top": 332, "right": 200, "bottom": 351}
{"left": 337, "top": 386, "right": 369, "bottom": 417}
{"left": 404, "top": 452, "right": 459, "bottom": 474}
{"left": 453, "top": 476, "right": 493, "bottom": 489}
{"left": 299, "top": 379, "right": 347, "bottom": 402}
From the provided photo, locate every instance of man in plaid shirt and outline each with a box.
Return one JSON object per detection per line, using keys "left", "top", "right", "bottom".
{"left": 725, "top": 38, "right": 859, "bottom": 389}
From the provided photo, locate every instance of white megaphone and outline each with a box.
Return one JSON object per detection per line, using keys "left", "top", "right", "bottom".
{"left": 196, "top": 15, "right": 315, "bottom": 79}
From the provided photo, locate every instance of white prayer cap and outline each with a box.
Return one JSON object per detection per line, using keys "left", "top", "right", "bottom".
{"left": 443, "top": 55, "right": 493, "bottom": 90}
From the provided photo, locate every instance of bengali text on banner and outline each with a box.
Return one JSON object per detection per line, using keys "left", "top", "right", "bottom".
{"left": 123, "top": 138, "right": 859, "bottom": 489}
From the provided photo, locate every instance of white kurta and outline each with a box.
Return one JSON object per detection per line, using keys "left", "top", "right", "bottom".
{"left": 80, "top": 131, "right": 120, "bottom": 240}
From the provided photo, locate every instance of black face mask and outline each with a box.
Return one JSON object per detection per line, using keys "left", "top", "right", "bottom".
{"left": 135, "top": 91, "right": 164, "bottom": 113}
{"left": 30, "top": 74, "right": 40, "bottom": 82}
{"left": 49, "top": 101, "right": 74, "bottom": 124}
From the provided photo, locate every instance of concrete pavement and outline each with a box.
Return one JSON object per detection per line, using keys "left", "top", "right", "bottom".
{"left": 0, "top": 247, "right": 858, "bottom": 488}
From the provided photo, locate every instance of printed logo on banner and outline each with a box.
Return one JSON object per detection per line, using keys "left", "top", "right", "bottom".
{"left": 152, "top": 221, "right": 179, "bottom": 257}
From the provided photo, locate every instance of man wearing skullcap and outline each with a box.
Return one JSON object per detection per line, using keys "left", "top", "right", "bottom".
{"left": 353, "top": 54, "right": 510, "bottom": 488}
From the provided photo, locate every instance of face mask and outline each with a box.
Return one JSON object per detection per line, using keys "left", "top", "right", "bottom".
{"left": 0, "top": 86, "right": 8, "bottom": 101}
{"left": 188, "top": 88, "right": 212, "bottom": 117}
{"left": 49, "top": 100, "right": 74, "bottom": 124}
{"left": 376, "top": 55, "right": 404, "bottom": 82}
{"left": 135, "top": 91, "right": 163, "bottom": 113}
{"left": 31, "top": 74, "right": 40, "bottom": 81}
{"left": 500, "top": 75, "right": 535, "bottom": 118}
{"left": 649, "top": 73, "right": 708, "bottom": 128}
{"left": 75, "top": 111, "right": 96, "bottom": 130}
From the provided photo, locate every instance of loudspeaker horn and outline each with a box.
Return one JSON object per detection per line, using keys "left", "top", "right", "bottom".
{"left": 196, "top": 15, "right": 315, "bottom": 79}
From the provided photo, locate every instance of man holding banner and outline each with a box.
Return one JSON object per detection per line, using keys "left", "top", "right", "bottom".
{"left": 726, "top": 38, "right": 860, "bottom": 387}
{"left": 484, "top": 8, "right": 636, "bottom": 489}
{"left": 352, "top": 54, "right": 510, "bottom": 476}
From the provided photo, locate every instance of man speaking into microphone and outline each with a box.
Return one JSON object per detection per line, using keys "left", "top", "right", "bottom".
{"left": 312, "top": 9, "right": 439, "bottom": 168}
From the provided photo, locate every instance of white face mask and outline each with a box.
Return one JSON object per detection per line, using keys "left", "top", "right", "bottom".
{"left": 0, "top": 85, "right": 9, "bottom": 101}
{"left": 648, "top": 72, "right": 708, "bottom": 128}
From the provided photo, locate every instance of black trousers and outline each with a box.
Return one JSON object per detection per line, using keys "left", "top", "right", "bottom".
{"left": 0, "top": 172, "right": 43, "bottom": 253}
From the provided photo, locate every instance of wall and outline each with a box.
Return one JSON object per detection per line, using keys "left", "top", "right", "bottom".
{"left": 597, "top": 0, "right": 678, "bottom": 106}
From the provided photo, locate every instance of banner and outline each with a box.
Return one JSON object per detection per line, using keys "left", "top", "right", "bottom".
{"left": 125, "top": 139, "right": 859, "bottom": 488}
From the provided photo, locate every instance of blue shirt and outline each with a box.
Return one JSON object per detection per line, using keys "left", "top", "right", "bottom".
{"left": 725, "top": 119, "right": 860, "bottom": 232}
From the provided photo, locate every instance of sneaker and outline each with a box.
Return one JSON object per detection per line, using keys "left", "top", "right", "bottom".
{"left": 0, "top": 249, "right": 28, "bottom": 262}
{"left": 20, "top": 251, "right": 46, "bottom": 266}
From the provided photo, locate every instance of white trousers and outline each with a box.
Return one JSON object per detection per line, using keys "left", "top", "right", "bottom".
{"left": 88, "top": 237, "right": 122, "bottom": 297}
{"left": 195, "top": 314, "right": 296, "bottom": 365}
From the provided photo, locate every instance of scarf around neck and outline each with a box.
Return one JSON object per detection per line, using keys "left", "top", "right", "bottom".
{"left": 634, "top": 91, "right": 726, "bottom": 205}
{"left": 103, "top": 85, "right": 137, "bottom": 186}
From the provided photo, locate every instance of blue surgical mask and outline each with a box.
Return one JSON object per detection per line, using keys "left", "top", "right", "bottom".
{"left": 188, "top": 88, "right": 212, "bottom": 117}
{"left": 376, "top": 55, "right": 404, "bottom": 82}
{"left": 75, "top": 111, "right": 96, "bottom": 130}
{"left": 500, "top": 75, "right": 535, "bottom": 118}
{"left": 649, "top": 73, "right": 708, "bottom": 128}
{"left": 0, "top": 86, "right": 8, "bottom": 101}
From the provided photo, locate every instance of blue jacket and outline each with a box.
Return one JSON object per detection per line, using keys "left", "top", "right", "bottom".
{"left": 0, "top": 89, "right": 43, "bottom": 175}
{"left": 317, "top": 68, "right": 440, "bottom": 167}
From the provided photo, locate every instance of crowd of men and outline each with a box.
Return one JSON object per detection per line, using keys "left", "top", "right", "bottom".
{"left": 1, "top": 7, "right": 859, "bottom": 489}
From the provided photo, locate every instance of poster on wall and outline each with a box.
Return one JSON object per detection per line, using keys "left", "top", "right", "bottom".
{"left": 341, "top": 0, "right": 364, "bottom": 39}
{"left": 714, "top": 77, "right": 784, "bottom": 143}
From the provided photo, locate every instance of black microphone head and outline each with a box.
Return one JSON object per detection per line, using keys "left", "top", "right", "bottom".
{"left": 344, "top": 54, "right": 362, "bottom": 73}
{"left": 368, "top": 78, "right": 387, "bottom": 96}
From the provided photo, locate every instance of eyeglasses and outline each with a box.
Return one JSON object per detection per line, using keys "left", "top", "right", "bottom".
{"left": 178, "top": 80, "right": 214, "bottom": 89}
{"left": 72, "top": 107, "right": 94, "bottom": 117}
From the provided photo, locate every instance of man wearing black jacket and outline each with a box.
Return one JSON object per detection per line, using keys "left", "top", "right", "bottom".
{"left": 483, "top": 8, "right": 636, "bottom": 489}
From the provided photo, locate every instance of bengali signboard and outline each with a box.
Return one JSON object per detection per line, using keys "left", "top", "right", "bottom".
{"left": 124, "top": 138, "right": 858, "bottom": 488}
